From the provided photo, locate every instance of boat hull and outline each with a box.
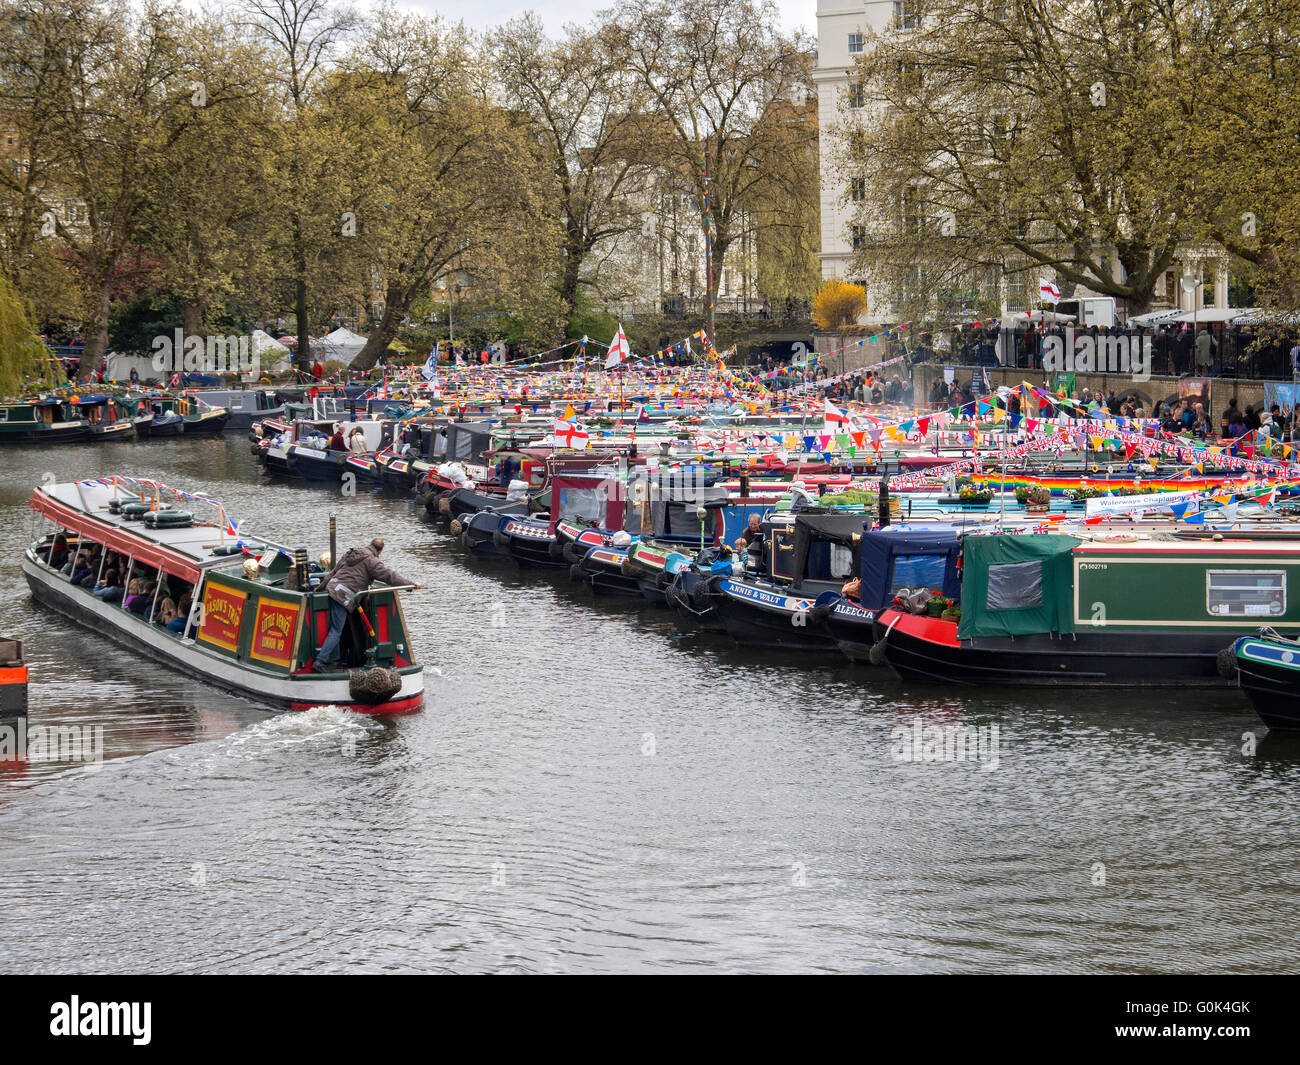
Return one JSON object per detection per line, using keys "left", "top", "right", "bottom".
{"left": 23, "top": 558, "right": 423, "bottom": 715}
{"left": 1233, "top": 636, "right": 1300, "bottom": 729}
{"left": 875, "top": 610, "right": 1237, "bottom": 687}
{"left": 711, "top": 578, "right": 839, "bottom": 652}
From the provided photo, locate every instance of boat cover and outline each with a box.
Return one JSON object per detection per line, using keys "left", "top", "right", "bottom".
{"left": 859, "top": 524, "right": 962, "bottom": 610}
{"left": 958, "top": 534, "right": 1080, "bottom": 639}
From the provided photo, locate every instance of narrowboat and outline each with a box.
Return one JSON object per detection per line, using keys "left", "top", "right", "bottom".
{"left": 258, "top": 418, "right": 387, "bottom": 482}
{"left": 0, "top": 398, "right": 89, "bottom": 444}
{"left": 707, "top": 510, "right": 867, "bottom": 651}
{"left": 874, "top": 532, "right": 1300, "bottom": 687}
{"left": 72, "top": 396, "right": 136, "bottom": 441}
{"left": 1228, "top": 631, "right": 1300, "bottom": 730}
{"left": 0, "top": 637, "right": 26, "bottom": 717}
{"left": 190, "top": 388, "right": 287, "bottom": 431}
{"left": 134, "top": 393, "right": 231, "bottom": 436}
{"left": 23, "top": 478, "right": 423, "bottom": 714}
{"left": 811, "top": 524, "right": 962, "bottom": 663}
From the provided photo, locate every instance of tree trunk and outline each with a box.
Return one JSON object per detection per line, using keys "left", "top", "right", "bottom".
{"left": 559, "top": 220, "right": 585, "bottom": 331}
{"left": 183, "top": 297, "right": 205, "bottom": 341}
{"left": 295, "top": 278, "right": 309, "bottom": 374}
{"left": 77, "top": 284, "right": 112, "bottom": 379}
{"left": 350, "top": 281, "right": 406, "bottom": 372}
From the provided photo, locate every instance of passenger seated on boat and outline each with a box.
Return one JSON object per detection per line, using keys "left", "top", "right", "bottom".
{"left": 70, "top": 549, "right": 98, "bottom": 586}
{"left": 124, "top": 579, "right": 156, "bottom": 616}
{"left": 154, "top": 597, "right": 177, "bottom": 627}
{"left": 841, "top": 577, "right": 861, "bottom": 602}
{"left": 348, "top": 427, "right": 367, "bottom": 454}
{"left": 46, "top": 534, "right": 69, "bottom": 569}
{"left": 168, "top": 594, "right": 192, "bottom": 635}
{"left": 93, "top": 566, "right": 124, "bottom": 601}
{"left": 329, "top": 426, "right": 346, "bottom": 451}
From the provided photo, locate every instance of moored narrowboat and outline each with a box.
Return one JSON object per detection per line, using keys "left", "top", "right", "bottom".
{"left": 1228, "top": 631, "right": 1300, "bottom": 730}
{"left": 0, "top": 637, "right": 26, "bottom": 718}
{"left": 874, "top": 532, "right": 1300, "bottom": 687}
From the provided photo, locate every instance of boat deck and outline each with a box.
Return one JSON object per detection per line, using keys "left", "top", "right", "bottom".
{"left": 30, "top": 480, "right": 274, "bottom": 582}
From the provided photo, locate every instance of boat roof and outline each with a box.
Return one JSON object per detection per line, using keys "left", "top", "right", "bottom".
{"left": 30, "top": 480, "right": 285, "bottom": 583}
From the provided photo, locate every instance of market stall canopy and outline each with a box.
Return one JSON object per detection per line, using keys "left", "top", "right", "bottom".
{"left": 316, "top": 327, "right": 369, "bottom": 366}
{"left": 1170, "top": 307, "right": 1259, "bottom": 324}
{"left": 1127, "top": 308, "right": 1182, "bottom": 327}
{"left": 1004, "top": 311, "right": 1077, "bottom": 324}
{"left": 1231, "top": 309, "right": 1300, "bottom": 326}
{"left": 250, "top": 329, "right": 292, "bottom": 370}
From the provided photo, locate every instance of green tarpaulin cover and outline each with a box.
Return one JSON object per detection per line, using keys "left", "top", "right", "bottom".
{"left": 957, "top": 534, "right": 1080, "bottom": 639}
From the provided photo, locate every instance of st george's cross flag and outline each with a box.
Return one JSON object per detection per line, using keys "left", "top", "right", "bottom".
{"left": 553, "top": 418, "right": 590, "bottom": 450}
{"left": 604, "top": 322, "right": 631, "bottom": 370}
{"left": 1039, "top": 278, "right": 1061, "bottom": 303}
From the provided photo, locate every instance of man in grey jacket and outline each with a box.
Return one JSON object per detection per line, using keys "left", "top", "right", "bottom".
{"left": 313, "top": 538, "right": 421, "bottom": 672}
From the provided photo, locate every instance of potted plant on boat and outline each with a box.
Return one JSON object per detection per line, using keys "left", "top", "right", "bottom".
{"left": 1065, "top": 486, "right": 1101, "bottom": 506}
{"left": 957, "top": 485, "right": 994, "bottom": 506}
{"left": 926, "top": 592, "right": 950, "bottom": 617}
{"left": 1024, "top": 485, "right": 1051, "bottom": 512}
{"left": 940, "top": 602, "right": 962, "bottom": 623}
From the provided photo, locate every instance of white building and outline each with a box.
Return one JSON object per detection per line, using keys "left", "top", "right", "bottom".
{"left": 814, "top": 1, "right": 902, "bottom": 323}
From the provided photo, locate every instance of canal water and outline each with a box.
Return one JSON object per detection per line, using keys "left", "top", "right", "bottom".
{"left": 0, "top": 437, "right": 1296, "bottom": 973}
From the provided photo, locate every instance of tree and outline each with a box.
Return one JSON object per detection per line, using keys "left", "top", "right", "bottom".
{"left": 1186, "top": 0, "right": 1300, "bottom": 309}
{"left": 490, "top": 14, "right": 653, "bottom": 334}
{"left": 812, "top": 278, "right": 865, "bottom": 333}
{"left": 605, "top": 0, "right": 814, "bottom": 345}
{"left": 136, "top": 15, "right": 279, "bottom": 343}
{"left": 343, "top": 8, "right": 563, "bottom": 370}
{"left": 0, "top": 0, "right": 224, "bottom": 378}
{"left": 837, "top": 0, "right": 1203, "bottom": 320}
{"left": 239, "top": 0, "right": 359, "bottom": 366}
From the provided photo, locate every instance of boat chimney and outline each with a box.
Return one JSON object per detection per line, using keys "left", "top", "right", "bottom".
{"left": 878, "top": 478, "right": 891, "bottom": 528}
{"left": 739, "top": 471, "right": 750, "bottom": 497}
{"left": 294, "top": 547, "right": 309, "bottom": 590}
{"left": 330, "top": 513, "right": 337, "bottom": 573}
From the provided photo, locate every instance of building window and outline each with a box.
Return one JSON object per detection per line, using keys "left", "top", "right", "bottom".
{"left": 850, "top": 177, "right": 866, "bottom": 202}
{"left": 848, "top": 32, "right": 864, "bottom": 54}
{"left": 893, "top": 1, "right": 920, "bottom": 29}
{"left": 851, "top": 226, "right": 865, "bottom": 251}
{"left": 846, "top": 83, "right": 865, "bottom": 109}
{"left": 1207, "top": 570, "right": 1286, "bottom": 617}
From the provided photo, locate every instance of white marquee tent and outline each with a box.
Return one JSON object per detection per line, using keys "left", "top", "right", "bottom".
{"left": 316, "top": 327, "right": 369, "bottom": 366}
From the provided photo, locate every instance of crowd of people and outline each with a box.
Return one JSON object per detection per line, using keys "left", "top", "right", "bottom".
{"left": 42, "top": 536, "right": 194, "bottom": 635}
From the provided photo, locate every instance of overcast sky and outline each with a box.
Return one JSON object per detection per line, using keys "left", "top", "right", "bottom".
{"left": 397, "top": 0, "right": 816, "bottom": 35}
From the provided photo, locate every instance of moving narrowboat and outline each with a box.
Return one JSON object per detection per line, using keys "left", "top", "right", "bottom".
{"left": 23, "top": 478, "right": 423, "bottom": 714}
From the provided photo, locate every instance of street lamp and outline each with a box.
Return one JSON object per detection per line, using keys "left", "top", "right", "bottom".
{"left": 1181, "top": 274, "right": 1205, "bottom": 374}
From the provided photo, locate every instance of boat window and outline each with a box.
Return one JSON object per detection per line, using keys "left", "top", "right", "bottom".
{"left": 986, "top": 560, "right": 1043, "bottom": 610}
{"left": 891, "top": 553, "right": 947, "bottom": 593}
{"left": 0, "top": 408, "right": 7, "bottom": 422}
{"left": 1207, "top": 570, "right": 1285, "bottom": 618}
{"left": 829, "top": 543, "right": 854, "bottom": 579}
{"left": 453, "top": 432, "right": 473, "bottom": 461}
{"left": 558, "top": 487, "right": 603, "bottom": 523}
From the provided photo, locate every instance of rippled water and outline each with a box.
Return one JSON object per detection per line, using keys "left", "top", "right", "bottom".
{"left": 0, "top": 436, "right": 1297, "bottom": 973}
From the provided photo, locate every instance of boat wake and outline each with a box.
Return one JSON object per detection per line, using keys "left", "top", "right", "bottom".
{"left": 225, "top": 704, "right": 383, "bottom": 754}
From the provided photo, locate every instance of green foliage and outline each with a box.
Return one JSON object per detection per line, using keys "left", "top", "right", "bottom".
{"left": 0, "top": 273, "right": 48, "bottom": 396}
